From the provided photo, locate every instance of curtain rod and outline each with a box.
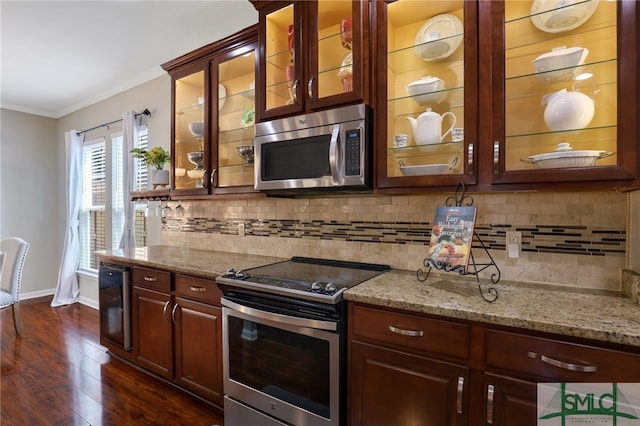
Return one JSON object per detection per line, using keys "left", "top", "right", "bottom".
{"left": 76, "top": 109, "right": 151, "bottom": 136}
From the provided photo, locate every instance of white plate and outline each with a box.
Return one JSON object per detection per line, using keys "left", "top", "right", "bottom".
{"left": 413, "top": 14, "right": 463, "bottom": 61}
{"left": 530, "top": 0, "right": 599, "bottom": 33}
{"left": 400, "top": 163, "right": 453, "bottom": 176}
{"left": 521, "top": 150, "right": 612, "bottom": 168}
{"left": 218, "top": 84, "right": 226, "bottom": 111}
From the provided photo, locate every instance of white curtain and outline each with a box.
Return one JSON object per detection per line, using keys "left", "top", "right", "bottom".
{"left": 51, "top": 130, "right": 83, "bottom": 307}
{"left": 119, "top": 111, "right": 138, "bottom": 249}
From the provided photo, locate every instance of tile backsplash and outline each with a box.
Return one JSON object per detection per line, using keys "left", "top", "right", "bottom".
{"left": 162, "top": 190, "right": 627, "bottom": 291}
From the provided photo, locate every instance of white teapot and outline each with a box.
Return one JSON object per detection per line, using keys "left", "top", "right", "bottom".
{"left": 407, "top": 108, "right": 456, "bottom": 145}
{"left": 541, "top": 88, "right": 594, "bottom": 132}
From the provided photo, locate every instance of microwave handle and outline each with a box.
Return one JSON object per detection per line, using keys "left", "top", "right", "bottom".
{"left": 329, "top": 124, "right": 341, "bottom": 184}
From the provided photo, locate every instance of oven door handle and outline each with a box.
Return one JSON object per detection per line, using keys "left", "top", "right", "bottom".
{"left": 222, "top": 297, "right": 338, "bottom": 332}
{"left": 329, "top": 124, "right": 341, "bottom": 185}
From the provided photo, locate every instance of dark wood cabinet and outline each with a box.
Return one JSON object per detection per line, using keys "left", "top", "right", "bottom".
{"left": 129, "top": 267, "right": 223, "bottom": 405}
{"left": 349, "top": 304, "right": 470, "bottom": 426}
{"left": 161, "top": 25, "right": 258, "bottom": 196}
{"left": 349, "top": 302, "right": 640, "bottom": 426}
{"left": 251, "top": 0, "right": 371, "bottom": 121}
{"left": 374, "top": 0, "right": 639, "bottom": 193}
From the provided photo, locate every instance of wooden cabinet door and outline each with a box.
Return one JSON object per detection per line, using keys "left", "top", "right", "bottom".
{"left": 350, "top": 341, "right": 468, "bottom": 426}
{"left": 375, "top": 0, "right": 479, "bottom": 191}
{"left": 483, "top": 373, "right": 537, "bottom": 426}
{"left": 132, "top": 285, "right": 173, "bottom": 379}
{"left": 173, "top": 297, "right": 223, "bottom": 405}
{"left": 488, "top": 0, "right": 639, "bottom": 188}
{"left": 254, "top": 0, "right": 370, "bottom": 121}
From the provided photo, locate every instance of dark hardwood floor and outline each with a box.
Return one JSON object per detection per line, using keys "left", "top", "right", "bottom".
{"left": 1, "top": 297, "right": 224, "bottom": 426}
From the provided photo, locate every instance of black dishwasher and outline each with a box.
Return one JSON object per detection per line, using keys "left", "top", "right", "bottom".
{"left": 98, "top": 263, "right": 132, "bottom": 351}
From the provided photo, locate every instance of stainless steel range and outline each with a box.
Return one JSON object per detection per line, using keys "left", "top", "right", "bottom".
{"left": 217, "top": 257, "right": 389, "bottom": 426}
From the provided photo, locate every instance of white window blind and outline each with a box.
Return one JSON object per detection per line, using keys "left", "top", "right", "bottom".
{"left": 78, "top": 127, "right": 149, "bottom": 273}
{"left": 134, "top": 126, "right": 149, "bottom": 191}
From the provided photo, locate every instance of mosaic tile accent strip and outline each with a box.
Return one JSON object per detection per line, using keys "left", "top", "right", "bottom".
{"left": 163, "top": 218, "right": 626, "bottom": 257}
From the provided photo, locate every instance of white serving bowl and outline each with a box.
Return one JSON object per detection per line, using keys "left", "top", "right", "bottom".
{"left": 188, "top": 122, "right": 204, "bottom": 137}
{"left": 405, "top": 76, "right": 447, "bottom": 106}
{"left": 533, "top": 46, "right": 589, "bottom": 84}
{"left": 187, "top": 169, "right": 204, "bottom": 179}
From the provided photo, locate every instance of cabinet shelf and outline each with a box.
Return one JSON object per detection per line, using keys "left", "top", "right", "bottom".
{"left": 388, "top": 141, "right": 463, "bottom": 158}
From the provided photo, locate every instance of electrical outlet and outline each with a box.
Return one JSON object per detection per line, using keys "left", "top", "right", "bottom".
{"left": 505, "top": 231, "right": 522, "bottom": 259}
{"left": 238, "top": 222, "right": 245, "bottom": 237}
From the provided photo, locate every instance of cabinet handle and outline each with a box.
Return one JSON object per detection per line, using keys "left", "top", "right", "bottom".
{"left": 143, "top": 276, "right": 157, "bottom": 282}
{"left": 467, "top": 143, "right": 474, "bottom": 176}
{"left": 292, "top": 80, "right": 299, "bottom": 103}
{"left": 456, "top": 376, "right": 464, "bottom": 415}
{"left": 388, "top": 325, "right": 424, "bottom": 337}
{"left": 171, "top": 303, "right": 179, "bottom": 324}
{"left": 162, "top": 301, "right": 170, "bottom": 322}
{"left": 190, "top": 286, "right": 206, "bottom": 292}
{"left": 307, "top": 77, "right": 314, "bottom": 102}
{"left": 487, "top": 384, "right": 495, "bottom": 424}
{"left": 202, "top": 169, "right": 209, "bottom": 189}
{"left": 210, "top": 168, "right": 217, "bottom": 188}
{"left": 493, "top": 141, "right": 500, "bottom": 175}
{"left": 540, "top": 354, "right": 598, "bottom": 373}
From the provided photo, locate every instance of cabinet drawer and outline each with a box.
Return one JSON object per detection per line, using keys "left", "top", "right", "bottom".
{"left": 350, "top": 305, "right": 470, "bottom": 360}
{"left": 485, "top": 329, "right": 640, "bottom": 382}
{"left": 132, "top": 267, "right": 171, "bottom": 293}
{"left": 174, "top": 274, "right": 221, "bottom": 305}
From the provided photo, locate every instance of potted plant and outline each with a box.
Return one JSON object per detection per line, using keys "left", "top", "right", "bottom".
{"left": 130, "top": 146, "right": 171, "bottom": 189}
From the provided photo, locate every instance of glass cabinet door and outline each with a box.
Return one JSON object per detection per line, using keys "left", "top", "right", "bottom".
{"left": 261, "top": 2, "right": 301, "bottom": 118}
{"left": 377, "top": 0, "right": 475, "bottom": 189}
{"left": 173, "top": 67, "right": 207, "bottom": 193}
{"left": 494, "top": 0, "right": 636, "bottom": 185}
{"left": 214, "top": 44, "right": 257, "bottom": 192}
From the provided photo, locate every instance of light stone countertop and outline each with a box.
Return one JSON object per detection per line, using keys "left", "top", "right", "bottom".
{"left": 344, "top": 269, "right": 640, "bottom": 348}
{"left": 98, "top": 246, "right": 640, "bottom": 349}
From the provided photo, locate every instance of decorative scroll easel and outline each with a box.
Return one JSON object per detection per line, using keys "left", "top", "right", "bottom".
{"left": 417, "top": 182, "right": 500, "bottom": 302}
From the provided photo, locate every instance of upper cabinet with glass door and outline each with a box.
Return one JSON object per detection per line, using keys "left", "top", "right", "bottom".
{"left": 376, "top": 0, "right": 477, "bottom": 190}
{"left": 492, "top": 0, "right": 638, "bottom": 186}
{"left": 213, "top": 41, "right": 258, "bottom": 193}
{"left": 252, "top": 0, "right": 370, "bottom": 121}
{"left": 171, "top": 65, "right": 208, "bottom": 196}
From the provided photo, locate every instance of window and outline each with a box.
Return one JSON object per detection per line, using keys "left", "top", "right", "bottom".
{"left": 78, "top": 128, "right": 149, "bottom": 272}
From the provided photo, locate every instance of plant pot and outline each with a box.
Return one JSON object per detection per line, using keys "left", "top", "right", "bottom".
{"left": 151, "top": 169, "right": 170, "bottom": 190}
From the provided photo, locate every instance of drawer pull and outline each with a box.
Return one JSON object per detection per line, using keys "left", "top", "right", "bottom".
{"left": 487, "top": 384, "right": 495, "bottom": 424}
{"left": 540, "top": 354, "right": 598, "bottom": 373}
{"left": 162, "top": 301, "right": 170, "bottom": 322}
{"left": 388, "top": 325, "right": 424, "bottom": 337}
{"left": 144, "top": 276, "right": 158, "bottom": 282}
{"left": 190, "top": 286, "right": 207, "bottom": 292}
{"left": 456, "top": 376, "right": 464, "bottom": 415}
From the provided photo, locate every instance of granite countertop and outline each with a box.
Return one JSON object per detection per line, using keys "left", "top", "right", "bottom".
{"left": 98, "top": 246, "right": 640, "bottom": 349}
{"left": 344, "top": 269, "right": 640, "bottom": 348}
{"left": 97, "top": 246, "right": 286, "bottom": 279}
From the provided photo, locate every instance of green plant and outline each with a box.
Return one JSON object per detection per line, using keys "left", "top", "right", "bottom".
{"left": 130, "top": 146, "right": 170, "bottom": 170}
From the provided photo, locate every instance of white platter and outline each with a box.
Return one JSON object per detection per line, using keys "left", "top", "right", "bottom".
{"left": 400, "top": 163, "right": 453, "bottom": 176}
{"left": 413, "top": 14, "right": 463, "bottom": 61}
{"left": 521, "top": 149, "right": 613, "bottom": 169}
{"left": 530, "top": 0, "right": 599, "bottom": 33}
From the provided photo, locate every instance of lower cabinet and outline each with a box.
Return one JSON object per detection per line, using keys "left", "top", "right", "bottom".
{"left": 350, "top": 341, "right": 469, "bottom": 426}
{"left": 131, "top": 267, "right": 223, "bottom": 406}
{"left": 349, "top": 302, "right": 640, "bottom": 426}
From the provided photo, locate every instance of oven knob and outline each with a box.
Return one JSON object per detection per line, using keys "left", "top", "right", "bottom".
{"left": 310, "top": 281, "right": 323, "bottom": 292}
{"left": 324, "top": 282, "right": 337, "bottom": 294}
{"left": 224, "top": 268, "right": 235, "bottom": 278}
{"left": 235, "top": 270, "right": 247, "bottom": 279}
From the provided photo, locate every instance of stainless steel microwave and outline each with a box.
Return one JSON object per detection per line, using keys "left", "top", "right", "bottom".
{"left": 254, "top": 103, "right": 372, "bottom": 194}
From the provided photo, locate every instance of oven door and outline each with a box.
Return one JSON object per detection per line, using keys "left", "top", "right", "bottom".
{"left": 222, "top": 297, "right": 340, "bottom": 426}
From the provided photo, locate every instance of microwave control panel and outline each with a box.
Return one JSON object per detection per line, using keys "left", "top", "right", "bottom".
{"left": 344, "top": 129, "right": 361, "bottom": 176}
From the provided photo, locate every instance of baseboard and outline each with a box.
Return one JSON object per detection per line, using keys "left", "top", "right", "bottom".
{"left": 79, "top": 296, "right": 99, "bottom": 310}
{"left": 21, "top": 288, "right": 55, "bottom": 300}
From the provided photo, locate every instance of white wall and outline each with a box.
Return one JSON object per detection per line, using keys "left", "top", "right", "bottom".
{"left": 0, "top": 109, "right": 62, "bottom": 298}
